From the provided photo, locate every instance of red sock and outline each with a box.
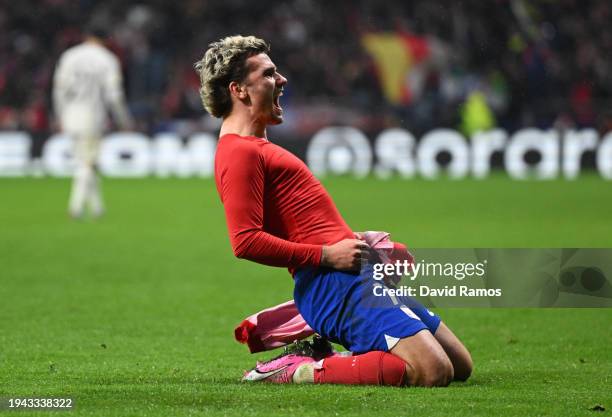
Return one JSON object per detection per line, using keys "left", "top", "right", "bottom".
{"left": 314, "top": 351, "right": 406, "bottom": 386}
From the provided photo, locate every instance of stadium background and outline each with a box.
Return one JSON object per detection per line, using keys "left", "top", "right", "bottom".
{"left": 2, "top": 0, "right": 612, "bottom": 151}
{"left": 1, "top": 1, "right": 612, "bottom": 416}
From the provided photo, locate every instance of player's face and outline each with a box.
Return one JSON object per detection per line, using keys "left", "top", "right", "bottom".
{"left": 243, "top": 53, "right": 287, "bottom": 125}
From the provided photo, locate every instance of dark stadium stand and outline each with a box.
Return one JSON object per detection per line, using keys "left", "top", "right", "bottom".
{"left": 1, "top": 0, "right": 611, "bottom": 139}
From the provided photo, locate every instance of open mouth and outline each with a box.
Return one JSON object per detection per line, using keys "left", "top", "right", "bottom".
{"left": 273, "top": 89, "right": 283, "bottom": 113}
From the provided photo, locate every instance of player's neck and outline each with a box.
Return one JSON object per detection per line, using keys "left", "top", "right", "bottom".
{"left": 84, "top": 36, "right": 104, "bottom": 46}
{"left": 220, "top": 113, "right": 267, "bottom": 140}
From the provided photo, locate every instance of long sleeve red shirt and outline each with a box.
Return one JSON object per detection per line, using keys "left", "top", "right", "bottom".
{"left": 214, "top": 134, "right": 354, "bottom": 272}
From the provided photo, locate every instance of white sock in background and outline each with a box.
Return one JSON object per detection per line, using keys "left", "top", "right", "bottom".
{"left": 69, "top": 164, "right": 92, "bottom": 218}
{"left": 87, "top": 167, "right": 105, "bottom": 217}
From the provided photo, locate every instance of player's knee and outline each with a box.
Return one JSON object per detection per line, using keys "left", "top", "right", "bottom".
{"left": 454, "top": 351, "right": 473, "bottom": 382}
{"left": 75, "top": 165, "right": 91, "bottom": 176}
{"left": 417, "top": 354, "right": 454, "bottom": 387}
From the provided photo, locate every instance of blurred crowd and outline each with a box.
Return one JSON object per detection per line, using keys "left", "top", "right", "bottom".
{"left": 1, "top": 0, "right": 611, "bottom": 139}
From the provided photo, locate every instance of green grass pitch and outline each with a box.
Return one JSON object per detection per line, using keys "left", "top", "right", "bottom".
{"left": 1, "top": 175, "right": 611, "bottom": 416}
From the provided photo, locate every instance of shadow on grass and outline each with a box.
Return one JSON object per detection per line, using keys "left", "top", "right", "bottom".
{"left": 77, "top": 373, "right": 485, "bottom": 389}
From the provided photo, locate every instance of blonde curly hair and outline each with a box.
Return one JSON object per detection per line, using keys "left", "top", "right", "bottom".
{"left": 194, "top": 35, "right": 270, "bottom": 118}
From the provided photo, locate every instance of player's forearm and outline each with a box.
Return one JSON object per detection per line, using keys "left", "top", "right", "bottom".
{"left": 109, "top": 99, "right": 133, "bottom": 130}
{"left": 231, "top": 230, "right": 322, "bottom": 269}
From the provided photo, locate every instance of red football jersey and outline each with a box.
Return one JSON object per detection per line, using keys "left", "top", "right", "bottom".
{"left": 214, "top": 134, "right": 354, "bottom": 272}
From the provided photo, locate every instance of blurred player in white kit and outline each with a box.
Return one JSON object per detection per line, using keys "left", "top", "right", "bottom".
{"left": 53, "top": 23, "right": 132, "bottom": 219}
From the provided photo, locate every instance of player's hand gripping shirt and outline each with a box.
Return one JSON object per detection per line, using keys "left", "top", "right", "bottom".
{"left": 215, "top": 134, "right": 354, "bottom": 272}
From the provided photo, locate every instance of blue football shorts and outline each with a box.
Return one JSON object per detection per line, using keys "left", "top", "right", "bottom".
{"left": 294, "top": 265, "right": 441, "bottom": 353}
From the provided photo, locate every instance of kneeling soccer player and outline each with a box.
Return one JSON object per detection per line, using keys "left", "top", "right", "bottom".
{"left": 194, "top": 35, "right": 472, "bottom": 387}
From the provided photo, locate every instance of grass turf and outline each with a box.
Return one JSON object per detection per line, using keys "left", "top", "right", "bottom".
{"left": 1, "top": 175, "right": 611, "bottom": 416}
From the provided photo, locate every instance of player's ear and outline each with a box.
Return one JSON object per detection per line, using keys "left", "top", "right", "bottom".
{"left": 229, "top": 81, "right": 248, "bottom": 100}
